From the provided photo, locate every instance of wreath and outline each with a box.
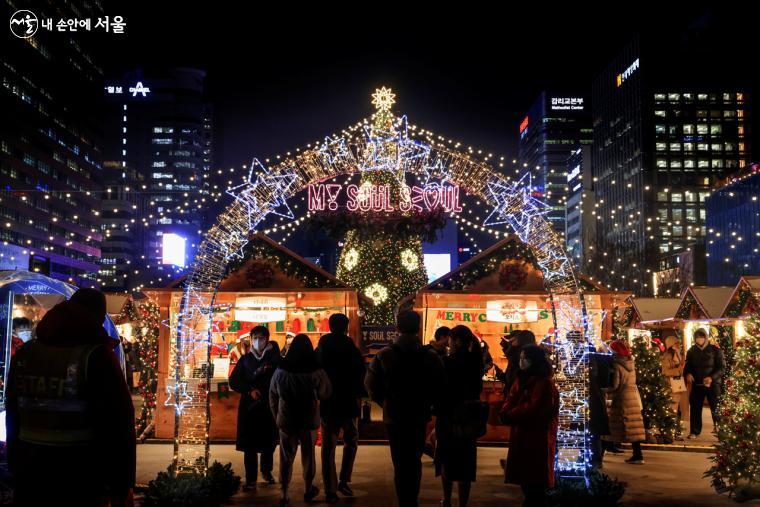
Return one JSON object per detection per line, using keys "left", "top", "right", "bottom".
{"left": 245, "top": 259, "right": 275, "bottom": 288}
{"left": 400, "top": 249, "right": 419, "bottom": 271}
{"left": 498, "top": 260, "right": 528, "bottom": 291}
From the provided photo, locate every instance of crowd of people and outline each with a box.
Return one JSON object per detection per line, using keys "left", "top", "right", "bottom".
{"left": 228, "top": 310, "right": 558, "bottom": 507}
{"left": 2, "top": 287, "right": 728, "bottom": 507}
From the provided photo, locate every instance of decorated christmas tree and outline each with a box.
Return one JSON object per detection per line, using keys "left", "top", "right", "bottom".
{"left": 708, "top": 309, "right": 760, "bottom": 496}
{"left": 135, "top": 300, "right": 161, "bottom": 436}
{"left": 630, "top": 335, "right": 681, "bottom": 442}
{"left": 335, "top": 88, "right": 428, "bottom": 324}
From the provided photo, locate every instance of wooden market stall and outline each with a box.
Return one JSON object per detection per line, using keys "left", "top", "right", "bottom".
{"left": 720, "top": 276, "right": 760, "bottom": 341}
{"left": 146, "top": 233, "right": 363, "bottom": 440}
{"left": 625, "top": 296, "right": 682, "bottom": 344}
{"left": 674, "top": 285, "right": 735, "bottom": 350}
{"left": 411, "top": 235, "right": 629, "bottom": 442}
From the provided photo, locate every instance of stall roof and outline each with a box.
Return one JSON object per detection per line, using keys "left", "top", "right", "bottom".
{"left": 167, "top": 233, "right": 351, "bottom": 291}
{"left": 106, "top": 293, "right": 130, "bottom": 316}
{"left": 720, "top": 275, "right": 760, "bottom": 318}
{"left": 417, "top": 235, "right": 617, "bottom": 294}
{"left": 744, "top": 276, "right": 760, "bottom": 291}
{"left": 628, "top": 297, "right": 681, "bottom": 323}
{"left": 678, "top": 286, "right": 734, "bottom": 320}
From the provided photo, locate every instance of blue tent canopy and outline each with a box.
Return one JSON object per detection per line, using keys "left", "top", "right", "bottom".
{"left": 0, "top": 270, "right": 124, "bottom": 376}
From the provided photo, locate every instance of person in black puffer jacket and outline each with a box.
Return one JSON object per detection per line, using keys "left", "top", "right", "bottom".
{"left": 683, "top": 329, "right": 725, "bottom": 439}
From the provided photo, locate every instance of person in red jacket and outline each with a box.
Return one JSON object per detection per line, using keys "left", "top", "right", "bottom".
{"left": 6, "top": 288, "right": 136, "bottom": 507}
{"left": 499, "top": 345, "right": 559, "bottom": 507}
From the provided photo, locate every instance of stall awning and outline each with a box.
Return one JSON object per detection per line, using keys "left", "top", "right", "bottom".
{"left": 677, "top": 286, "right": 734, "bottom": 320}
{"left": 628, "top": 297, "right": 681, "bottom": 323}
{"left": 106, "top": 294, "right": 130, "bottom": 316}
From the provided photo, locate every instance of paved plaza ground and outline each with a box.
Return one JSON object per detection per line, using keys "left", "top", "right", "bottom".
{"left": 136, "top": 443, "right": 752, "bottom": 507}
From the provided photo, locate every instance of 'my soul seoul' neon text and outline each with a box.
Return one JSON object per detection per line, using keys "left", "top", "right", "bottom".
{"left": 307, "top": 183, "right": 462, "bottom": 213}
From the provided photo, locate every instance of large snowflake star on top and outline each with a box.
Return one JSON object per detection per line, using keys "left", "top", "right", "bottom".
{"left": 225, "top": 158, "right": 297, "bottom": 230}
{"left": 371, "top": 86, "right": 396, "bottom": 112}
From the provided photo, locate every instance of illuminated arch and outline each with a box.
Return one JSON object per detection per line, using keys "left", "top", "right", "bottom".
{"left": 170, "top": 106, "right": 593, "bottom": 482}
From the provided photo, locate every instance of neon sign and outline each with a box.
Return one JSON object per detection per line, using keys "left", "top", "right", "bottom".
{"left": 307, "top": 182, "right": 462, "bottom": 213}
{"left": 616, "top": 58, "right": 640, "bottom": 87}
{"left": 129, "top": 81, "right": 151, "bottom": 97}
{"left": 519, "top": 116, "right": 529, "bottom": 138}
{"left": 551, "top": 97, "right": 584, "bottom": 111}
{"left": 105, "top": 81, "right": 152, "bottom": 97}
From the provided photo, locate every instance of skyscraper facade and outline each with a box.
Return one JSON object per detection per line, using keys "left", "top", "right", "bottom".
{"left": 101, "top": 68, "right": 212, "bottom": 290}
{"left": 1, "top": 1, "right": 104, "bottom": 285}
{"left": 518, "top": 91, "right": 592, "bottom": 236}
{"left": 592, "top": 36, "right": 751, "bottom": 294}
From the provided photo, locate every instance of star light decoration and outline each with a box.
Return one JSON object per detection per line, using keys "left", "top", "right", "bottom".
{"left": 225, "top": 157, "right": 298, "bottom": 231}
{"left": 360, "top": 115, "right": 429, "bottom": 181}
{"left": 371, "top": 86, "right": 396, "bottom": 111}
{"left": 170, "top": 87, "right": 594, "bottom": 483}
{"left": 164, "top": 381, "right": 193, "bottom": 415}
{"left": 484, "top": 173, "right": 549, "bottom": 233}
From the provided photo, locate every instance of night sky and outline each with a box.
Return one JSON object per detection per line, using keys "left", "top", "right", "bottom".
{"left": 105, "top": 2, "right": 757, "bottom": 170}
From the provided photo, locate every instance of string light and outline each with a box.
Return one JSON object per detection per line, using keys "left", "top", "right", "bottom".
{"left": 171, "top": 87, "right": 595, "bottom": 481}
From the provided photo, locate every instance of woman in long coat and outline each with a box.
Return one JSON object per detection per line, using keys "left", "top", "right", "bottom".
{"left": 499, "top": 345, "right": 559, "bottom": 507}
{"left": 229, "top": 326, "right": 281, "bottom": 490}
{"left": 435, "top": 325, "right": 483, "bottom": 507}
{"left": 604, "top": 340, "right": 646, "bottom": 464}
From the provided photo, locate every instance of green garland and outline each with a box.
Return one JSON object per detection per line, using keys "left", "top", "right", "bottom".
{"left": 226, "top": 239, "right": 344, "bottom": 289}
{"left": 306, "top": 208, "right": 447, "bottom": 243}
{"left": 431, "top": 240, "right": 539, "bottom": 291}
{"left": 725, "top": 285, "right": 758, "bottom": 318}
{"left": 676, "top": 292, "right": 699, "bottom": 320}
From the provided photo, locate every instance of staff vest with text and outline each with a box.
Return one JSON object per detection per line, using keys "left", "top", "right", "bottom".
{"left": 13, "top": 342, "right": 101, "bottom": 446}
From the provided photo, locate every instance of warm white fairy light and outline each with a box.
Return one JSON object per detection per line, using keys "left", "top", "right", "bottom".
{"left": 172, "top": 88, "right": 595, "bottom": 482}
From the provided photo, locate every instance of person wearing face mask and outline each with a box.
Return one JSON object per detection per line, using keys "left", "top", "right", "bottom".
{"left": 229, "top": 325, "right": 281, "bottom": 491}
{"left": 499, "top": 345, "right": 559, "bottom": 507}
{"left": 10, "top": 317, "right": 33, "bottom": 357}
{"left": 683, "top": 329, "right": 725, "bottom": 439}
